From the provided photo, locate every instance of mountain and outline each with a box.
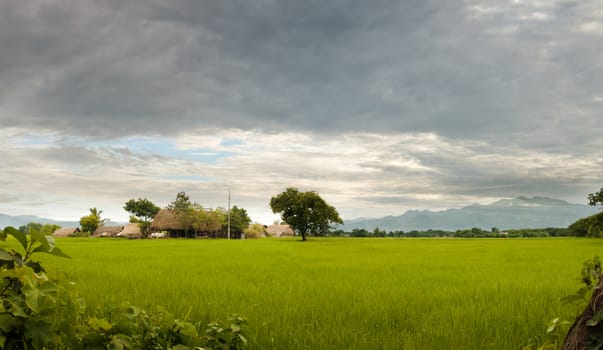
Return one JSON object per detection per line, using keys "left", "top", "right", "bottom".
{"left": 342, "top": 196, "right": 599, "bottom": 232}
{"left": 0, "top": 213, "right": 125, "bottom": 230}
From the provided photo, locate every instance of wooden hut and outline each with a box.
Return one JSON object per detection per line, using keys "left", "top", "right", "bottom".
{"left": 117, "top": 223, "right": 142, "bottom": 239}
{"left": 93, "top": 225, "right": 124, "bottom": 237}
{"left": 52, "top": 227, "right": 81, "bottom": 238}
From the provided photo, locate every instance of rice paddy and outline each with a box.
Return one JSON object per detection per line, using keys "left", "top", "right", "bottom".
{"left": 31, "top": 237, "right": 603, "bottom": 349}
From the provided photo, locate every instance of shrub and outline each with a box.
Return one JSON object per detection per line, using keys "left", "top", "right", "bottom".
{"left": 243, "top": 223, "right": 265, "bottom": 239}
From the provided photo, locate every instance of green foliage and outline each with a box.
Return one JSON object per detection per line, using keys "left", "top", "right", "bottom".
{"left": 124, "top": 198, "right": 161, "bottom": 238}
{"left": 528, "top": 256, "right": 603, "bottom": 350}
{"left": 80, "top": 207, "right": 108, "bottom": 235}
{"left": 568, "top": 212, "right": 603, "bottom": 238}
{"left": 0, "top": 226, "right": 248, "bottom": 349}
{"left": 243, "top": 223, "right": 265, "bottom": 239}
{"left": 270, "top": 187, "right": 343, "bottom": 241}
{"left": 225, "top": 206, "right": 251, "bottom": 237}
{"left": 588, "top": 188, "right": 603, "bottom": 207}
{"left": 193, "top": 208, "right": 225, "bottom": 238}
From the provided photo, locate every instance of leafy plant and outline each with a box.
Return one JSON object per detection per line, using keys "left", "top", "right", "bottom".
{"left": 0, "top": 226, "right": 248, "bottom": 349}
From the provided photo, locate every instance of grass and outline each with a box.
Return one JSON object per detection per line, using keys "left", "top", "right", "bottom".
{"left": 24, "top": 237, "right": 603, "bottom": 349}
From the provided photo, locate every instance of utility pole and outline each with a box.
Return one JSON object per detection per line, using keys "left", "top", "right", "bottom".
{"left": 227, "top": 189, "right": 231, "bottom": 239}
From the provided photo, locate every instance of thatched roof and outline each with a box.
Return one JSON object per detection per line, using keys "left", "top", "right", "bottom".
{"left": 52, "top": 227, "right": 80, "bottom": 237}
{"left": 149, "top": 209, "right": 186, "bottom": 231}
{"left": 117, "top": 223, "right": 142, "bottom": 239}
{"left": 266, "top": 224, "right": 294, "bottom": 237}
{"left": 93, "top": 225, "right": 124, "bottom": 237}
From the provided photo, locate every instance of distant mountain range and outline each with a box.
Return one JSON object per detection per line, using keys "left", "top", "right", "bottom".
{"left": 0, "top": 213, "right": 125, "bottom": 230}
{"left": 342, "top": 196, "right": 599, "bottom": 232}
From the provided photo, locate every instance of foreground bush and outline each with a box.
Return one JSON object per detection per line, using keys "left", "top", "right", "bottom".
{"left": 0, "top": 226, "right": 247, "bottom": 349}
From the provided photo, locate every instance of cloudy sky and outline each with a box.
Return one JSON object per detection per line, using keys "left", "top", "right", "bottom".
{"left": 1, "top": 0, "right": 602, "bottom": 224}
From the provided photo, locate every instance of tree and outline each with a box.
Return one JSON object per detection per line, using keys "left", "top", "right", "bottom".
{"left": 192, "top": 207, "right": 225, "bottom": 237}
{"left": 80, "top": 215, "right": 99, "bottom": 234}
{"left": 224, "top": 206, "right": 251, "bottom": 237}
{"left": 588, "top": 188, "right": 603, "bottom": 207}
{"left": 124, "top": 198, "right": 161, "bottom": 238}
{"left": 79, "top": 207, "right": 108, "bottom": 234}
{"left": 167, "top": 192, "right": 193, "bottom": 212}
{"left": 269, "top": 187, "right": 343, "bottom": 241}
{"left": 167, "top": 192, "right": 195, "bottom": 237}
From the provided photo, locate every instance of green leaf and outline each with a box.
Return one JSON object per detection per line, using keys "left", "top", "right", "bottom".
{"left": 4, "top": 227, "right": 27, "bottom": 252}
{"left": 23, "top": 284, "right": 41, "bottom": 313}
{"left": 0, "top": 248, "right": 12, "bottom": 261}
{"left": 30, "top": 228, "right": 50, "bottom": 251}
{"left": 0, "top": 314, "right": 16, "bottom": 332}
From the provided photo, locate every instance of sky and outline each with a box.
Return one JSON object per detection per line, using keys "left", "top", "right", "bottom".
{"left": 1, "top": 0, "right": 602, "bottom": 224}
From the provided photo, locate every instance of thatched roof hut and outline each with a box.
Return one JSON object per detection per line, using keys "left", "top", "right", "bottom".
{"left": 52, "top": 227, "right": 81, "bottom": 238}
{"left": 149, "top": 209, "right": 185, "bottom": 231}
{"left": 266, "top": 224, "right": 295, "bottom": 237}
{"left": 93, "top": 225, "right": 124, "bottom": 237}
{"left": 117, "top": 223, "right": 142, "bottom": 239}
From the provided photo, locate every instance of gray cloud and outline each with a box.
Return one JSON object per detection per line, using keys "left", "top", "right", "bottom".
{"left": 0, "top": 0, "right": 601, "bottom": 148}
{"left": 1, "top": 1, "right": 602, "bottom": 222}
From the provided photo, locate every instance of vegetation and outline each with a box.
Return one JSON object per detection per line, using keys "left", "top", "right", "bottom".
{"left": 588, "top": 188, "right": 603, "bottom": 207}
{"left": 124, "top": 198, "right": 161, "bottom": 238}
{"left": 270, "top": 187, "right": 343, "bottom": 241}
{"left": 25, "top": 237, "right": 603, "bottom": 349}
{"left": 79, "top": 207, "right": 108, "bottom": 234}
{"left": 242, "top": 223, "right": 265, "bottom": 239}
{"left": 225, "top": 206, "right": 251, "bottom": 238}
{"left": 330, "top": 226, "right": 570, "bottom": 238}
{"left": 18, "top": 222, "right": 61, "bottom": 235}
{"left": 0, "top": 227, "right": 247, "bottom": 349}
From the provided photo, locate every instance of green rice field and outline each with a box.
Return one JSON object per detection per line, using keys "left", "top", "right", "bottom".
{"left": 28, "top": 238, "right": 603, "bottom": 349}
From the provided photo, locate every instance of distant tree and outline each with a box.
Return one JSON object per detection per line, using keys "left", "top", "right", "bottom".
{"left": 373, "top": 227, "right": 387, "bottom": 237}
{"left": 124, "top": 198, "right": 161, "bottom": 238}
{"left": 588, "top": 188, "right": 603, "bottom": 207}
{"left": 167, "top": 192, "right": 195, "bottom": 237}
{"left": 224, "top": 206, "right": 251, "bottom": 237}
{"left": 41, "top": 224, "right": 61, "bottom": 235}
{"left": 167, "top": 192, "right": 193, "bottom": 212}
{"left": 79, "top": 207, "right": 108, "bottom": 234}
{"left": 80, "top": 215, "right": 99, "bottom": 234}
{"left": 270, "top": 187, "right": 343, "bottom": 241}
{"left": 193, "top": 207, "right": 225, "bottom": 237}
{"left": 17, "top": 222, "right": 59, "bottom": 235}
{"left": 19, "top": 222, "right": 42, "bottom": 234}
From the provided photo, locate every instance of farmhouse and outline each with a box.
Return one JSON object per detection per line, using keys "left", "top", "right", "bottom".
{"left": 266, "top": 224, "right": 295, "bottom": 237}
{"left": 93, "top": 225, "right": 124, "bottom": 237}
{"left": 52, "top": 227, "right": 81, "bottom": 237}
{"left": 116, "top": 223, "right": 142, "bottom": 239}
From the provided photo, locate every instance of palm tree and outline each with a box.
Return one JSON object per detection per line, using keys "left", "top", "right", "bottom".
{"left": 89, "top": 207, "right": 109, "bottom": 226}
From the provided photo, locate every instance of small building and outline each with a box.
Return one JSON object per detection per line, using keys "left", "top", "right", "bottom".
{"left": 149, "top": 209, "right": 187, "bottom": 237}
{"left": 266, "top": 224, "right": 295, "bottom": 237}
{"left": 117, "top": 223, "right": 142, "bottom": 239}
{"left": 52, "top": 227, "right": 81, "bottom": 238}
{"left": 93, "top": 225, "right": 124, "bottom": 237}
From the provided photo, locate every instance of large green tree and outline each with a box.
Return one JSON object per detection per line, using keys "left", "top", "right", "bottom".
{"left": 269, "top": 187, "right": 343, "bottom": 241}
{"left": 124, "top": 198, "right": 161, "bottom": 238}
